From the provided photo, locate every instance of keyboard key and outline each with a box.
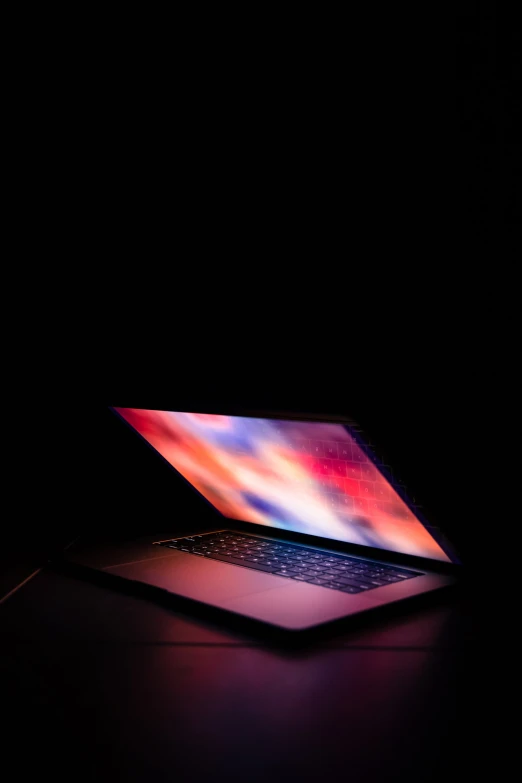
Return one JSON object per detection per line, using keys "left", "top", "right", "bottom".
{"left": 306, "top": 578, "right": 329, "bottom": 585}
{"left": 359, "top": 462, "right": 376, "bottom": 480}
{"left": 319, "top": 459, "right": 333, "bottom": 475}
{"left": 293, "top": 575, "right": 311, "bottom": 581}
{"left": 294, "top": 438, "right": 310, "bottom": 454}
{"left": 340, "top": 586, "right": 364, "bottom": 594}
{"left": 329, "top": 476, "right": 345, "bottom": 492}
{"left": 320, "top": 477, "right": 335, "bottom": 492}
{"left": 331, "top": 459, "right": 347, "bottom": 477}
{"left": 355, "top": 498, "right": 370, "bottom": 513}
{"left": 345, "top": 571, "right": 373, "bottom": 585}
{"left": 345, "top": 462, "right": 362, "bottom": 479}
{"left": 344, "top": 478, "right": 360, "bottom": 496}
{"left": 310, "top": 458, "right": 324, "bottom": 476}
{"left": 336, "top": 577, "right": 371, "bottom": 590}
{"left": 274, "top": 571, "right": 293, "bottom": 577}
{"left": 337, "top": 443, "right": 352, "bottom": 460}
{"left": 360, "top": 481, "right": 377, "bottom": 498}
{"left": 353, "top": 574, "right": 382, "bottom": 585}
{"left": 374, "top": 483, "right": 388, "bottom": 501}
{"left": 310, "top": 441, "right": 325, "bottom": 458}
{"left": 324, "top": 442, "right": 338, "bottom": 459}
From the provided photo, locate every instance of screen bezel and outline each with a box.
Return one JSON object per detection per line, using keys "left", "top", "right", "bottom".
{"left": 108, "top": 405, "right": 462, "bottom": 568}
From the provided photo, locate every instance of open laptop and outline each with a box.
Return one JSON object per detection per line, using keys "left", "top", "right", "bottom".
{"left": 60, "top": 406, "right": 461, "bottom": 633}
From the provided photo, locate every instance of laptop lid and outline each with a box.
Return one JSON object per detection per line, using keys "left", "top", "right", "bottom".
{"left": 110, "top": 407, "right": 460, "bottom": 567}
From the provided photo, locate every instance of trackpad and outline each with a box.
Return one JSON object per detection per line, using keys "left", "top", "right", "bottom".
{"left": 221, "top": 581, "right": 370, "bottom": 630}
{"left": 105, "top": 552, "right": 289, "bottom": 604}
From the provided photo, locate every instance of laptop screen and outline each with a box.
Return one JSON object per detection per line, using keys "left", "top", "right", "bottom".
{"left": 113, "top": 408, "right": 452, "bottom": 563}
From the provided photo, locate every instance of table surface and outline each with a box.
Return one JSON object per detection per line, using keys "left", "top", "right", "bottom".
{"left": 1, "top": 546, "right": 474, "bottom": 783}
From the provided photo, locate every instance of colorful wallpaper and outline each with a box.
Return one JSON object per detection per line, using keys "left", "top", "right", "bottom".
{"left": 113, "top": 408, "right": 451, "bottom": 562}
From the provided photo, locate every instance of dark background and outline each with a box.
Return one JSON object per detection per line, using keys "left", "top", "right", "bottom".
{"left": 6, "top": 1, "right": 510, "bottom": 578}
{"left": 2, "top": 10, "right": 503, "bottom": 783}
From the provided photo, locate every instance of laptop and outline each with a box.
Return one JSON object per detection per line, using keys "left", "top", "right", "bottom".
{"left": 59, "top": 406, "right": 461, "bottom": 633}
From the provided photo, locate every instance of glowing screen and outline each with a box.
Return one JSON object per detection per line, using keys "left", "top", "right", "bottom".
{"left": 113, "top": 408, "right": 451, "bottom": 562}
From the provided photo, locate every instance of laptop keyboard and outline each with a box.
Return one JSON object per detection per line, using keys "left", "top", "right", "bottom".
{"left": 154, "top": 532, "right": 422, "bottom": 595}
